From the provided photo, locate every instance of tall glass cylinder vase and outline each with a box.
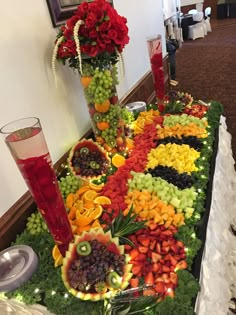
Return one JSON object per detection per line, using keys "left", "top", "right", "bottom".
{"left": 147, "top": 35, "right": 165, "bottom": 101}
{"left": 81, "top": 65, "right": 126, "bottom": 154}
{"left": 0, "top": 117, "right": 73, "bottom": 256}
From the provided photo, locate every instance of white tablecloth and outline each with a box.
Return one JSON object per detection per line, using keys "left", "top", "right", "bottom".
{"left": 195, "top": 116, "right": 236, "bottom": 315}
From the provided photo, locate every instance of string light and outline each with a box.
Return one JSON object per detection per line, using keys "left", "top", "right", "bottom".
{"left": 51, "top": 290, "right": 56, "bottom": 296}
{"left": 34, "top": 288, "right": 40, "bottom": 293}
{"left": 64, "top": 293, "right": 69, "bottom": 298}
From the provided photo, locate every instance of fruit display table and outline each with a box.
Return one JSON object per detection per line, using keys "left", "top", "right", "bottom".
{"left": 2, "top": 95, "right": 233, "bottom": 315}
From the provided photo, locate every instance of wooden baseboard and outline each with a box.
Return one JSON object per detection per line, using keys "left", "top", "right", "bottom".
{"left": 0, "top": 68, "right": 168, "bottom": 251}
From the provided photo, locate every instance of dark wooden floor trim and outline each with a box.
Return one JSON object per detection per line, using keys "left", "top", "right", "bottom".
{"left": 0, "top": 69, "right": 161, "bottom": 251}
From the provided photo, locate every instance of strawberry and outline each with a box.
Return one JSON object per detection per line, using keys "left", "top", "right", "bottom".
{"left": 162, "top": 230, "right": 174, "bottom": 237}
{"left": 129, "top": 249, "right": 139, "bottom": 260}
{"left": 130, "top": 278, "right": 139, "bottom": 288}
{"left": 135, "top": 253, "right": 146, "bottom": 261}
{"left": 154, "top": 282, "right": 165, "bottom": 294}
{"left": 162, "top": 265, "right": 170, "bottom": 273}
{"left": 143, "top": 289, "right": 156, "bottom": 296}
{"left": 176, "top": 240, "right": 185, "bottom": 248}
{"left": 151, "top": 252, "right": 162, "bottom": 263}
{"left": 156, "top": 243, "right": 161, "bottom": 254}
{"left": 144, "top": 272, "right": 154, "bottom": 285}
{"left": 137, "top": 236, "right": 150, "bottom": 247}
{"left": 175, "top": 260, "right": 187, "bottom": 270}
{"left": 132, "top": 265, "right": 142, "bottom": 276}
{"left": 170, "top": 245, "right": 179, "bottom": 254}
{"left": 149, "top": 240, "right": 157, "bottom": 251}
{"left": 170, "top": 256, "right": 178, "bottom": 266}
{"left": 138, "top": 246, "right": 148, "bottom": 254}
{"left": 149, "top": 223, "right": 158, "bottom": 230}
{"left": 152, "top": 262, "right": 160, "bottom": 272}
{"left": 169, "top": 272, "right": 178, "bottom": 285}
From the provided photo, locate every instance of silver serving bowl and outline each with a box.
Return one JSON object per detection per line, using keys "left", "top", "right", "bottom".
{"left": 0, "top": 245, "right": 38, "bottom": 292}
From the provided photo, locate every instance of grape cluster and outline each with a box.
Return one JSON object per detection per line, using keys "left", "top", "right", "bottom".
{"left": 68, "top": 240, "right": 125, "bottom": 293}
{"left": 146, "top": 165, "right": 194, "bottom": 189}
{"left": 26, "top": 212, "right": 48, "bottom": 235}
{"left": 72, "top": 150, "right": 108, "bottom": 177}
{"left": 120, "top": 107, "right": 134, "bottom": 125}
{"left": 58, "top": 175, "right": 81, "bottom": 200}
{"left": 156, "top": 136, "right": 203, "bottom": 151}
{"left": 85, "top": 68, "right": 117, "bottom": 104}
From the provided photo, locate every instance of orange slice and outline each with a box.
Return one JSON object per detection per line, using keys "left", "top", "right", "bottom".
{"left": 89, "top": 205, "right": 103, "bottom": 220}
{"left": 83, "top": 200, "right": 95, "bottom": 209}
{"left": 112, "top": 154, "right": 126, "bottom": 168}
{"left": 75, "top": 185, "right": 90, "bottom": 197}
{"left": 89, "top": 182, "right": 105, "bottom": 192}
{"left": 83, "top": 190, "right": 98, "bottom": 202}
{"left": 94, "top": 196, "right": 111, "bottom": 205}
{"left": 52, "top": 245, "right": 63, "bottom": 267}
{"left": 74, "top": 215, "right": 93, "bottom": 227}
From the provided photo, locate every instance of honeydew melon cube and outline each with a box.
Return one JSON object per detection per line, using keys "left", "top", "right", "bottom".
{"left": 170, "top": 197, "right": 181, "bottom": 208}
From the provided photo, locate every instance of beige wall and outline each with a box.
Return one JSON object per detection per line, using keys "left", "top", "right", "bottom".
{"left": 0, "top": 1, "right": 165, "bottom": 217}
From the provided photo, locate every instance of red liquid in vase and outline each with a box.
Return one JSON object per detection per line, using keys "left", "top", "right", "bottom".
{"left": 6, "top": 126, "right": 73, "bottom": 255}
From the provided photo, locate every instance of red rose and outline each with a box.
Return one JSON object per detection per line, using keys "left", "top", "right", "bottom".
{"left": 107, "top": 29, "right": 118, "bottom": 40}
{"left": 85, "top": 12, "right": 97, "bottom": 29}
{"left": 98, "top": 20, "right": 111, "bottom": 32}
{"left": 81, "top": 43, "right": 100, "bottom": 57}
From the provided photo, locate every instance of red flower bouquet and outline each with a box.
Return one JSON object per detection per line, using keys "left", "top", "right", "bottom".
{"left": 52, "top": 0, "right": 129, "bottom": 74}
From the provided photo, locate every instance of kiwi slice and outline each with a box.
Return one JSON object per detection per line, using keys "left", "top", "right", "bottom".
{"left": 79, "top": 147, "right": 89, "bottom": 155}
{"left": 110, "top": 119, "right": 119, "bottom": 128}
{"left": 93, "top": 113, "right": 102, "bottom": 122}
{"left": 106, "top": 271, "right": 122, "bottom": 289}
{"left": 90, "top": 161, "right": 98, "bottom": 169}
{"left": 76, "top": 241, "right": 92, "bottom": 256}
{"left": 107, "top": 138, "right": 116, "bottom": 148}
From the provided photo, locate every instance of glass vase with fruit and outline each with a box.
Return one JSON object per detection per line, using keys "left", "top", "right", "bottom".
{"left": 52, "top": 0, "right": 130, "bottom": 154}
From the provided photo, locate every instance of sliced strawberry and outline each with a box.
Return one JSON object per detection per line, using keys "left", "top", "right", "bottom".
{"left": 156, "top": 243, "right": 161, "bottom": 254}
{"left": 151, "top": 252, "right": 162, "bottom": 263}
{"left": 144, "top": 272, "right": 154, "bottom": 285}
{"left": 176, "top": 240, "right": 185, "bottom": 248}
{"left": 170, "top": 256, "right": 178, "bottom": 266}
{"left": 130, "top": 277, "right": 139, "bottom": 288}
{"left": 143, "top": 289, "right": 156, "bottom": 296}
{"left": 169, "top": 272, "right": 178, "bottom": 285}
{"left": 129, "top": 249, "right": 139, "bottom": 260}
{"left": 162, "top": 246, "right": 170, "bottom": 254}
{"left": 162, "top": 265, "right": 171, "bottom": 273}
{"left": 137, "top": 236, "right": 150, "bottom": 247}
{"left": 138, "top": 246, "right": 148, "bottom": 254}
{"left": 152, "top": 262, "right": 160, "bottom": 272}
{"left": 134, "top": 253, "right": 147, "bottom": 261}
{"left": 161, "top": 230, "right": 173, "bottom": 237}
{"left": 154, "top": 282, "right": 165, "bottom": 295}
{"left": 170, "top": 245, "right": 179, "bottom": 254}
{"left": 175, "top": 260, "right": 188, "bottom": 270}
{"left": 132, "top": 265, "right": 142, "bottom": 276}
{"left": 149, "top": 240, "right": 157, "bottom": 251}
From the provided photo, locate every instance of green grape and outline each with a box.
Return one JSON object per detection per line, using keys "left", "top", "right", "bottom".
{"left": 58, "top": 174, "right": 82, "bottom": 200}
{"left": 26, "top": 211, "right": 48, "bottom": 235}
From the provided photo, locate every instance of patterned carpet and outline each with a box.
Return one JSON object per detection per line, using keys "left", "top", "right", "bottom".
{"left": 175, "top": 18, "right": 236, "bottom": 161}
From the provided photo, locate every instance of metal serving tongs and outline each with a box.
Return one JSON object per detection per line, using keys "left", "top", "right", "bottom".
{"left": 108, "top": 285, "right": 159, "bottom": 315}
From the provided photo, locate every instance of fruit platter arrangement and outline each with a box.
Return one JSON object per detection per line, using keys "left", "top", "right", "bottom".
{"left": 4, "top": 91, "right": 223, "bottom": 315}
